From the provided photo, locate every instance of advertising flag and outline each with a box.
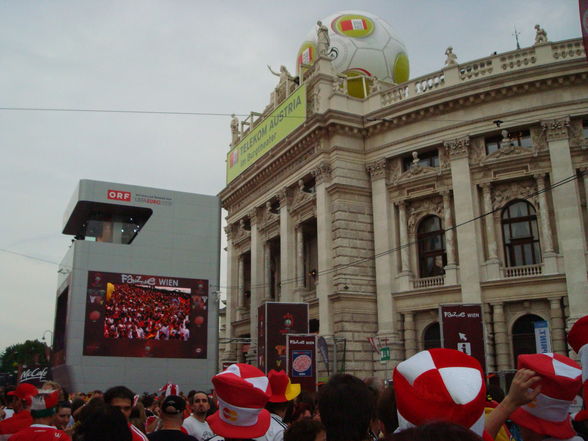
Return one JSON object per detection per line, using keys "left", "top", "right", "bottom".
{"left": 341, "top": 19, "right": 367, "bottom": 31}
{"left": 581, "top": 0, "right": 588, "bottom": 60}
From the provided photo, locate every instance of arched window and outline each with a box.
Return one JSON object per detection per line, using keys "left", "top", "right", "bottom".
{"left": 512, "top": 314, "right": 544, "bottom": 365}
{"left": 501, "top": 200, "right": 541, "bottom": 267}
{"left": 423, "top": 322, "right": 441, "bottom": 350}
{"left": 417, "top": 216, "right": 446, "bottom": 277}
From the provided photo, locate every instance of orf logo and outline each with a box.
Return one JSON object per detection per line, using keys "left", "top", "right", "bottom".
{"left": 222, "top": 407, "right": 238, "bottom": 422}
{"left": 107, "top": 190, "right": 131, "bottom": 202}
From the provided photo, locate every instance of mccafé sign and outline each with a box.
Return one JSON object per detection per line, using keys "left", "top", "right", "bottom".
{"left": 107, "top": 190, "right": 131, "bottom": 202}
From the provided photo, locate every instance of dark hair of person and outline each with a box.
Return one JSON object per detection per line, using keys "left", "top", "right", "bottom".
{"left": 284, "top": 418, "right": 325, "bottom": 441}
{"left": 104, "top": 386, "right": 134, "bottom": 404}
{"left": 142, "top": 394, "right": 155, "bottom": 408}
{"left": 318, "top": 374, "right": 375, "bottom": 441}
{"left": 57, "top": 401, "right": 72, "bottom": 410}
{"left": 73, "top": 403, "right": 132, "bottom": 441}
{"left": 187, "top": 390, "right": 197, "bottom": 401}
{"left": 266, "top": 400, "right": 291, "bottom": 415}
{"left": 377, "top": 385, "right": 398, "bottom": 436}
{"left": 386, "top": 422, "right": 483, "bottom": 441}
{"left": 77, "top": 397, "right": 105, "bottom": 425}
{"left": 284, "top": 390, "right": 316, "bottom": 424}
{"left": 190, "top": 391, "right": 210, "bottom": 404}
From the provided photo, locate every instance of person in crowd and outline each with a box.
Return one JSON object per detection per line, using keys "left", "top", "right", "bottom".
{"left": 182, "top": 391, "right": 215, "bottom": 441}
{"left": 285, "top": 391, "right": 316, "bottom": 424}
{"left": 104, "top": 386, "right": 148, "bottom": 441}
{"left": 284, "top": 419, "right": 325, "bottom": 441}
{"left": 256, "top": 370, "right": 301, "bottom": 441}
{"left": 569, "top": 315, "right": 588, "bottom": 437}
{"left": 318, "top": 374, "right": 375, "bottom": 441}
{"left": 142, "top": 395, "right": 159, "bottom": 418}
{"left": 52, "top": 401, "right": 72, "bottom": 432}
{"left": 376, "top": 385, "right": 398, "bottom": 438}
{"left": 0, "top": 382, "right": 38, "bottom": 438}
{"left": 11, "top": 389, "right": 70, "bottom": 440}
{"left": 148, "top": 395, "right": 197, "bottom": 441}
{"left": 1, "top": 388, "right": 15, "bottom": 420}
{"left": 131, "top": 401, "right": 148, "bottom": 435}
{"left": 73, "top": 402, "right": 132, "bottom": 441}
{"left": 207, "top": 363, "right": 272, "bottom": 440}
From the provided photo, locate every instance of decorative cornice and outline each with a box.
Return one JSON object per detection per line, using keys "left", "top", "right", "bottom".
{"left": 311, "top": 162, "right": 332, "bottom": 185}
{"left": 366, "top": 158, "right": 387, "bottom": 180}
{"left": 541, "top": 117, "right": 570, "bottom": 142}
{"left": 444, "top": 136, "right": 470, "bottom": 159}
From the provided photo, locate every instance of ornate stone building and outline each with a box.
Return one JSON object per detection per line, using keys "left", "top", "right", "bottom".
{"left": 219, "top": 37, "right": 588, "bottom": 378}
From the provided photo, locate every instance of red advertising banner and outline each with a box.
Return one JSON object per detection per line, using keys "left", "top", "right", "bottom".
{"left": 83, "top": 271, "right": 208, "bottom": 358}
{"left": 258, "top": 303, "right": 308, "bottom": 373}
{"left": 580, "top": 0, "right": 588, "bottom": 60}
{"left": 287, "top": 334, "right": 317, "bottom": 392}
{"left": 440, "top": 304, "right": 486, "bottom": 372}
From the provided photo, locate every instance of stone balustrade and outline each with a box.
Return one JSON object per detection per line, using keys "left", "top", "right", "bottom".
{"left": 502, "top": 263, "right": 543, "bottom": 278}
{"left": 411, "top": 275, "right": 445, "bottom": 289}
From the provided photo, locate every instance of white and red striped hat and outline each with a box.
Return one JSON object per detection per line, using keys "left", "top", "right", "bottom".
{"left": 510, "top": 353, "right": 582, "bottom": 439}
{"left": 568, "top": 316, "right": 588, "bottom": 422}
{"left": 159, "top": 383, "right": 179, "bottom": 397}
{"left": 30, "top": 390, "right": 60, "bottom": 418}
{"left": 393, "top": 349, "right": 491, "bottom": 440}
{"left": 207, "top": 363, "right": 272, "bottom": 438}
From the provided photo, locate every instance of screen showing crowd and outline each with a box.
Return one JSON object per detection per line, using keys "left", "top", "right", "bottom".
{"left": 83, "top": 271, "right": 208, "bottom": 359}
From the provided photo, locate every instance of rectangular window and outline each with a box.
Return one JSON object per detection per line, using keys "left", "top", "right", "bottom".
{"left": 403, "top": 149, "right": 440, "bottom": 171}
{"left": 485, "top": 129, "right": 532, "bottom": 154}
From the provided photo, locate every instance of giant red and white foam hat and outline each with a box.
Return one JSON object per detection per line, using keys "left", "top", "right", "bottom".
{"left": 567, "top": 316, "right": 588, "bottom": 422}
{"left": 510, "top": 353, "right": 582, "bottom": 439}
{"left": 159, "top": 383, "right": 179, "bottom": 397}
{"left": 393, "top": 348, "right": 491, "bottom": 440}
{"left": 207, "top": 363, "right": 272, "bottom": 439}
{"left": 30, "top": 390, "right": 60, "bottom": 418}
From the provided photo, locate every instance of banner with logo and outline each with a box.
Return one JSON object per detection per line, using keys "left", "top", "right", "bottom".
{"left": 19, "top": 365, "right": 51, "bottom": 386}
{"left": 440, "top": 304, "right": 486, "bottom": 372}
{"left": 258, "top": 302, "right": 308, "bottom": 373}
{"left": 226, "top": 85, "right": 306, "bottom": 184}
{"left": 534, "top": 320, "right": 552, "bottom": 353}
{"left": 287, "top": 334, "right": 317, "bottom": 392}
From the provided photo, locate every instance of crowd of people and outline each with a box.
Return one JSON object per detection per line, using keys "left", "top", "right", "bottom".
{"left": 0, "top": 315, "right": 587, "bottom": 441}
{"left": 103, "top": 284, "right": 191, "bottom": 341}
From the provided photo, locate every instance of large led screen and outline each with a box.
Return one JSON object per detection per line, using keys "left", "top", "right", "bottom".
{"left": 83, "top": 271, "right": 208, "bottom": 358}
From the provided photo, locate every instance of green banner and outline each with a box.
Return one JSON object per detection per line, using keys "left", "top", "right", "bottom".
{"left": 226, "top": 85, "right": 307, "bottom": 184}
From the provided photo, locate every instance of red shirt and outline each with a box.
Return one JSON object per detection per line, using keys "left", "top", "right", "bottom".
{"left": 10, "top": 424, "right": 70, "bottom": 441}
{"left": 130, "top": 423, "right": 149, "bottom": 441}
{"left": 0, "top": 410, "right": 32, "bottom": 435}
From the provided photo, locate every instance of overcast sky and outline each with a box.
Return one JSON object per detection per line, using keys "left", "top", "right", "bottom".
{"left": 0, "top": 1, "right": 582, "bottom": 354}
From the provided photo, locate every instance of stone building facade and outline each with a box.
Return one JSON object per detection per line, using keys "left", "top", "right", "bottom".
{"left": 219, "top": 37, "right": 588, "bottom": 378}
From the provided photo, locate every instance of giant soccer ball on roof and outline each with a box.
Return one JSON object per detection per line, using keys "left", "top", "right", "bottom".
{"left": 296, "top": 10, "right": 409, "bottom": 84}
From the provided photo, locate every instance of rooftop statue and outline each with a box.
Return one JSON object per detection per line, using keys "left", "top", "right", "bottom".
{"left": 268, "top": 65, "right": 295, "bottom": 107}
{"left": 444, "top": 46, "right": 458, "bottom": 66}
{"left": 230, "top": 114, "right": 240, "bottom": 146}
{"left": 534, "top": 24, "right": 548, "bottom": 45}
{"left": 317, "top": 20, "right": 330, "bottom": 56}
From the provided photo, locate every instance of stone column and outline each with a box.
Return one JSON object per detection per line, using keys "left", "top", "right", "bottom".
{"left": 534, "top": 174, "right": 558, "bottom": 274}
{"left": 367, "top": 159, "right": 402, "bottom": 365}
{"left": 295, "top": 226, "right": 305, "bottom": 290}
{"left": 312, "top": 162, "right": 334, "bottom": 336}
{"left": 444, "top": 137, "right": 482, "bottom": 303}
{"left": 237, "top": 254, "right": 246, "bottom": 319}
{"left": 264, "top": 241, "right": 272, "bottom": 301}
{"left": 542, "top": 117, "right": 588, "bottom": 325}
{"left": 403, "top": 312, "right": 417, "bottom": 358}
{"left": 441, "top": 190, "right": 458, "bottom": 285}
{"left": 278, "top": 188, "right": 295, "bottom": 302}
{"left": 582, "top": 168, "right": 588, "bottom": 223}
{"left": 481, "top": 183, "right": 500, "bottom": 280}
{"left": 224, "top": 226, "right": 238, "bottom": 360}
{"left": 396, "top": 201, "right": 412, "bottom": 291}
{"left": 550, "top": 297, "right": 566, "bottom": 354}
{"left": 248, "top": 209, "right": 262, "bottom": 363}
{"left": 492, "top": 303, "right": 510, "bottom": 371}
{"left": 484, "top": 303, "right": 496, "bottom": 372}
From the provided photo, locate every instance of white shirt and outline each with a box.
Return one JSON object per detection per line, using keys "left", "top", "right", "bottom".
{"left": 182, "top": 415, "right": 216, "bottom": 441}
{"left": 255, "top": 413, "right": 287, "bottom": 441}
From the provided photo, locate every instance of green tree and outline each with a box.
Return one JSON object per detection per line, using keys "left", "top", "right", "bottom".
{"left": 0, "top": 340, "right": 48, "bottom": 372}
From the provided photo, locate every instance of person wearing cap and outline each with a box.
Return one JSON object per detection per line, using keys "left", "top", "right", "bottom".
{"left": 568, "top": 316, "right": 588, "bottom": 428}
{"left": 255, "top": 370, "right": 301, "bottom": 441}
{"left": 207, "top": 363, "right": 272, "bottom": 440}
{"left": 0, "top": 382, "right": 38, "bottom": 438}
{"left": 105, "top": 386, "right": 149, "bottom": 441}
{"left": 10, "top": 390, "right": 70, "bottom": 441}
{"left": 502, "top": 353, "right": 583, "bottom": 441}
{"left": 148, "top": 395, "right": 197, "bottom": 441}
{"left": 183, "top": 392, "right": 217, "bottom": 441}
